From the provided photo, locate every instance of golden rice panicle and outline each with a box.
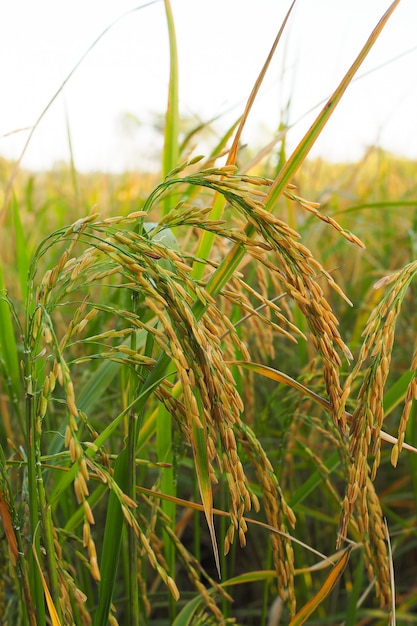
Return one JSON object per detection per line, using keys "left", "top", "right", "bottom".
{"left": 60, "top": 571, "right": 90, "bottom": 625}
{"left": 341, "top": 466, "right": 391, "bottom": 608}
{"left": 75, "top": 481, "right": 100, "bottom": 583}
{"left": 238, "top": 422, "right": 296, "bottom": 616}
{"left": 393, "top": 364, "right": 417, "bottom": 465}
{"left": 128, "top": 515, "right": 180, "bottom": 601}
{"left": 87, "top": 536, "right": 101, "bottom": 582}
{"left": 220, "top": 431, "right": 252, "bottom": 548}
{"left": 57, "top": 359, "right": 104, "bottom": 583}
{"left": 251, "top": 263, "right": 276, "bottom": 359}
{"left": 148, "top": 530, "right": 170, "bottom": 573}
{"left": 223, "top": 271, "right": 302, "bottom": 353}
{"left": 244, "top": 213, "right": 352, "bottom": 433}
{"left": 350, "top": 262, "right": 417, "bottom": 480}
{"left": 360, "top": 478, "right": 392, "bottom": 608}
{"left": 162, "top": 521, "right": 233, "bottom": 622}
{"left": 57, "top": 570, "right": 84, "bottom": 625}
{"left": 228, "top": 173, "right": 354, "bottom": 349}
{"left": 344, "top": 262, "right": 417, "bottom": 490}
{"left": 278, "top": 241, "right": 351, "bottom": 427}
{"left": 137, "top": 557, "right": 151, "bottom": 617}
{"left": 144, "top": 265, "right": 262, "bottom": 547}
{"left": 284, "top": 187, "right": 365, "bottom": 248}
{"left": 338, "top": 453, "right": 369, "bottom": 547}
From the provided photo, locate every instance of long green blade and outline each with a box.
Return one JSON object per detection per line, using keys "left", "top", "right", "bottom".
{"left": 162, "top": 0, "right": 179, "bottom": 188}
{"left": 0, "top": 265, "right": 20, "bottom": 401}
{"left": 265, "top": 0, "right": 401, "bottom": 213}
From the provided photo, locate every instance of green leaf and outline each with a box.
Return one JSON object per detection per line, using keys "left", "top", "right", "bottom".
{"left": 0, "top": 267, "right": 20, "bottom": 401}
{"left": 93, "top": 449, "right": 128, "bottom": 626}
{"left": 191, "top": 0, "right": 296, "bottom": 280}
{"left": 265, "top": 0, "right": 401, "bottom": 214}
{"left": 12, "top": 195, "right": 30, "bottom": 303}
{"left": 162, "top": 0, "right": 179, "bottom": 210}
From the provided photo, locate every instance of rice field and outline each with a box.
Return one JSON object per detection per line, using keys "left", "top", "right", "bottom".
{"left": 2, "top": 1, "right": 417, "bottom": 624}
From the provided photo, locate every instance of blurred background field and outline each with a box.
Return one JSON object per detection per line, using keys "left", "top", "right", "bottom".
{"left": 3, "top": 146, "right": 417, "bottom": 314}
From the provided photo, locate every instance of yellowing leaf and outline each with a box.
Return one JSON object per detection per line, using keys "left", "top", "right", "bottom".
{"left": 289, "top": 547, "right": 352, "bottom": 626}
{"left": 0, "top": 490, "right": 18, "bottom": 566}
{"left": 231, "top": 360, "right": 417, "bottom": 455}
{"left": 190, "top": 419, "right": 220, "bottom": 578}
{"left": 32, "top": 542, "right": 62, "bottom": 626}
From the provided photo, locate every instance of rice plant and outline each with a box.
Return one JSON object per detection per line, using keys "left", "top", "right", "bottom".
{"left": 2, "top": 1, "right": 417, "bottom": 624}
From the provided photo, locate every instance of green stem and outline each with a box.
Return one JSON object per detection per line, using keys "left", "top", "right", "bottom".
{"left": 0, "top": 443, "right": 35, "bottom": 625}
{"left": 127, "top": 295, "right": 139, "bottom": 625}
{"left": 26, "top": 388, "right": 46, "bottom": 625}
{"left": 93, "top": 450, "right": 128, "bottom": 626}
{"left": 127, "top": 409, "right": 139, "bottom": 625}
{"left": 162, "top": 0, "right": 179, "bottom": 213}
{"left": 157, "top": 387, "right": 176, "bottom": 620}
{"left": 38, "top": 486, "right": 62, "bottom": 623}
{"left": 0, "top": 266, "right": 21, "bottom": 413}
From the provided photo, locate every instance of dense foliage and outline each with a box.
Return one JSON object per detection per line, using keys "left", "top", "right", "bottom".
{"left": 1, "top": 2, "right": 416, "bottom": 625}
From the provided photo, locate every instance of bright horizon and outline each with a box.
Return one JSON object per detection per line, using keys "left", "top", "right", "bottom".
{"left": 1, "top": 0, "right": 416, "bottom": 172}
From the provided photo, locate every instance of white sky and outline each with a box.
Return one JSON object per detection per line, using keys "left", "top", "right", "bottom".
{"left": 0, "top": 0, "right": 416, "bottom": 172}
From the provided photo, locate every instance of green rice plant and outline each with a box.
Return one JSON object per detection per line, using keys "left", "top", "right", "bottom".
{"left": 2, "top": 0, "right": 415, "bottom": 624}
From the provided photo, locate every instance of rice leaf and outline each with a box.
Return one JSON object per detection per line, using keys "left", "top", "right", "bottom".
{"left": 32, "top": 539, "right": 62, "bottom": 626}
{"left": 12, "top": 195, "right": 29, "bottom": 303}
{"left": 162, "top": 0, "right": 179, "bottom": 193}
{"left": 172, "top": 570, "right": 277, "bottom": 626}
{"left": 265, "top": 0, "right": 401, "bottom": 213}
{"left": 345, "top": 550, "right": 365, "bottom": 626}
{"left": 288, "top": 547, "right": 352, "bottom": 626}
{"left": 232, "top": 360, "right": 417, "bottom": 455}
{"left": 190, "top": 418, "right": 220, "bottom": 577}
{"left": 0, "top": 265, "right": 20, "bottom": 401}
{"left": 192, "top": 0, "right": 296, "bottom": 279}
